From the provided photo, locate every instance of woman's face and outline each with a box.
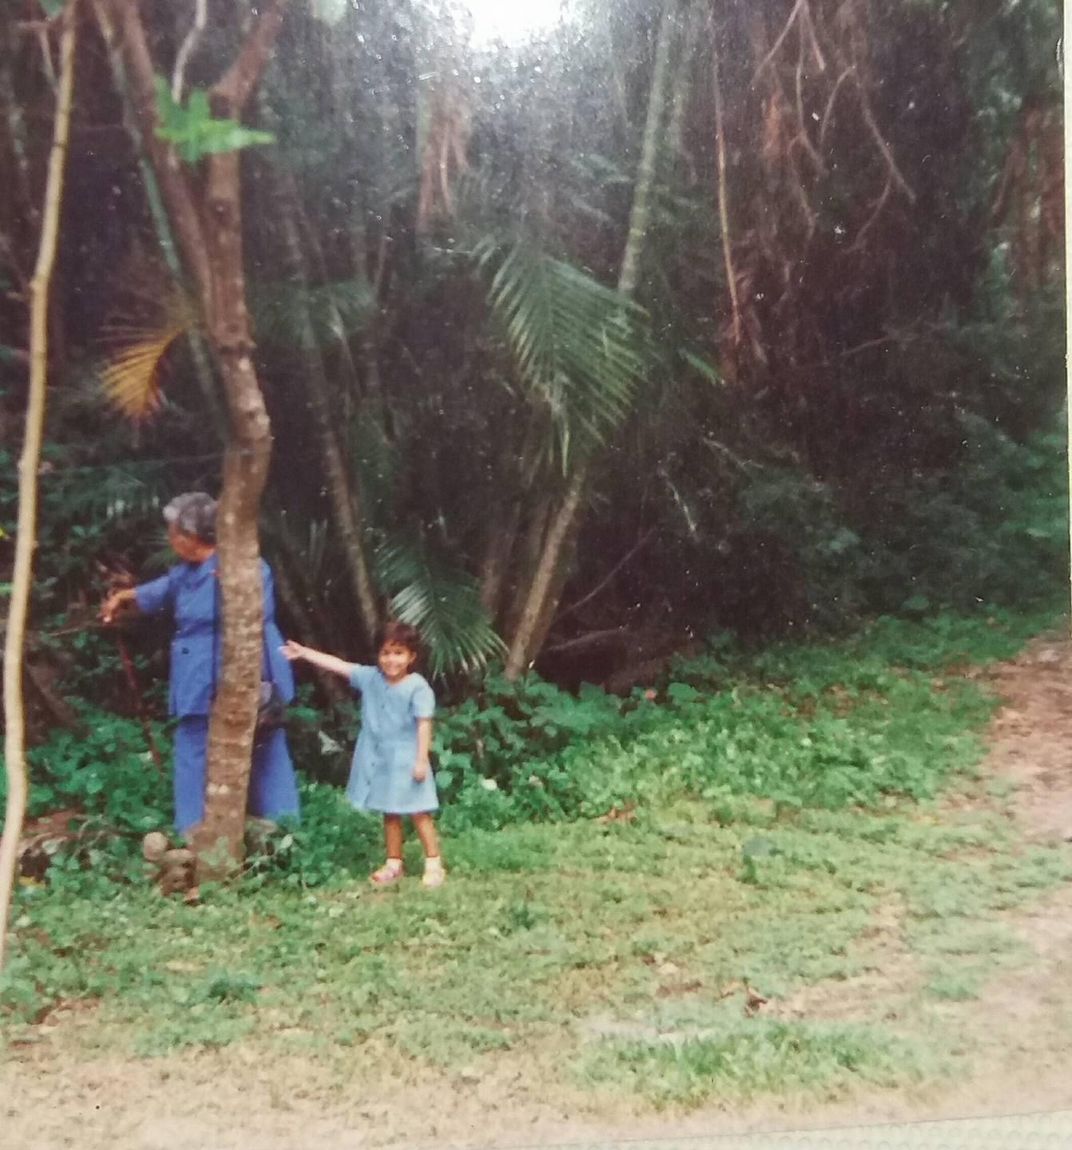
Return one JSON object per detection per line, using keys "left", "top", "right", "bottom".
{"left": 168, "top": 524, "right": 210, "bottom": 562}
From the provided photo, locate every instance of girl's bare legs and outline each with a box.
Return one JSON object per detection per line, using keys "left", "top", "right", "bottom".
{"left": 370, "top": 815, "right": 405, "bottom": 885}
{"left": 413, "top": 813, "right": 445, "bottom": 886}
{"left": 412, "top": 813, "right": 440, "bottom": 859}
{"left": 384, "top": 814, "right": 404, "bottom": 860}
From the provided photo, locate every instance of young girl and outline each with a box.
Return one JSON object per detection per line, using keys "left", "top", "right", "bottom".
{"left": 282, "top": 622, "right": 445, "bottom": 888}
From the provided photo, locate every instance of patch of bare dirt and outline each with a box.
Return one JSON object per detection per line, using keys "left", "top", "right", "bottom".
{"left": 978, "top": 635, "right": 1072, "bottom": 844}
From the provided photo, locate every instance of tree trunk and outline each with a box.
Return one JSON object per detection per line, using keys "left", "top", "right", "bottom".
{"left": 502, "top": 492, "right": 554, "bottom": 642}
{"left": 503, "top": 0, "right": 677, "bottom": 680}
{"left": 479, "top": 420, "right": 541, "bottom": 619}
{"left": 523, "top": 471, "right": 590, "bottom": 666}
{"left": 274, "top": 169, "right": 381, "bottom": 647}
{"left": 711, "top": 10, "right": 743, "bottom": 359}
{"left": 191, "top": 140, "right": 271, "bottom": 865}
{"left": 667, "top": 0, "right": 702, "bottom": 181}
{"left": 503, "top": 465, "right": 587, "bottom": 679}
{"left": 1, "top": 5, "right": 76, "bottom": 973}
{"left": 92, "top": 0, "right": 213, "bottom": 302}
{"left": 94, "top": 0, "right": 291, "bottom": 867}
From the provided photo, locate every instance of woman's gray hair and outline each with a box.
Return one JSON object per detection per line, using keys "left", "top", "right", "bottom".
{"left": 163, "top": 492, "right": 217, "bottom": 543}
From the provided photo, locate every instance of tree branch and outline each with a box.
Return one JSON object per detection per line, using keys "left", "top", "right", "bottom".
{"left": 1, "top": 0, "right": 77, "bottom": 975}
{"left": 212, "top": 0, "right": 290, "bottom": 114}
{"left": 92, "top": 0, "right": 212, "bottom": 303}
{"left": 752, "top": 0, "right": 805, "bottom": 82}
{"left": 818, "top": 67, "right": 853, "bottom": 148}
{"left": 849, "top": 172, "right": 893, "bottom": 253}
{"left": 171, "top": 0, "right": 208, "bottom": 103}
{"left": 794, "top": 31, "right": 824, "bottom": 173}
{"left": 851, "top": 71, "right": 916, "bottom": 204}
{"left": 554, "top": 529, "right": 656, "bottom": 626}
{"left": 799, "top": 1, "right": 826, "bottom": 73}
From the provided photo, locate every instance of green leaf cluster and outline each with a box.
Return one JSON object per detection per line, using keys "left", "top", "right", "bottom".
{"left": 478, "top": 240, "right": 648, "bottom": 466}
{"left": 154, "top": 77, "right": 275, "bottom": 165}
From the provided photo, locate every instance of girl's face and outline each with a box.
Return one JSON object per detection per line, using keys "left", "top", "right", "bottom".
{"left": 378, "top": 641, "right": 416, "bottom": 683}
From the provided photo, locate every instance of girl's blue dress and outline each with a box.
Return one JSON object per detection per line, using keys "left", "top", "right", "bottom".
{"left": 346, "top": 666, "right": 437, "bottom": 814}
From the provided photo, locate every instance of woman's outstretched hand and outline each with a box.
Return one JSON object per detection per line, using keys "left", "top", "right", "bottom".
{"left": 101, "top": 587, "right": 136, "bottom": 624}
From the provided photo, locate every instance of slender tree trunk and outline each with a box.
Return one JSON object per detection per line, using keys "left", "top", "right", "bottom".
{"left": 192, "top": 142, "right": 271, "bottom": 864}
{"left": 1, "top": 6, "right": 76, "bottom": 973}
{"left": 94, "top": 0, "right": 290, "bottom": 866}
{"left": 479, "top": 420, "right": 541, "bottom": 618}
{"left": 504, "top": 466, "right": 587, "bottom": 679}
{"left": 711, "top": 11, "right": 742, "bottom": 358}
{"left": 521, "top": 469, "right": 589, "bottom": 665}
{"left": 502, "top": 492, "right": 555, "bottom": 642}
{"left": 479, "top": 500, "right": 523, "bottom": 619}
{"left": 617, "top": 0, "right": 677, "bottom": 301}
{"left": 92, "top": 0, "right": 213, "bottom": 301}
{"left": 503, "top": 0, "right": 677, "bottom": 680}
{"left": 274, "top": 169, "right": 381, "bottom": 647}
{"left": 667, "top": 0, "right": 700, "bottom": 171}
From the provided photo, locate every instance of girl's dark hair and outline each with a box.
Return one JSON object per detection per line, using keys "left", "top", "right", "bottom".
{"left": 377, "top": 620, "right": 423, "bottom": 658}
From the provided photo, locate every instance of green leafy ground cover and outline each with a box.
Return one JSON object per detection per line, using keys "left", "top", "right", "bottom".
{"left": 3, "top": 608, "right": 1070, "bottom": 1110}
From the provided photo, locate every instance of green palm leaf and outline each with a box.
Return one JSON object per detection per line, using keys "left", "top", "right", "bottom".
{"left": 375, "top": 535, "right": 506, "bottom": 677}
{"left": 476, "top": 240, "right": 648, "bottom": 466}
{"left": 249, "top": 276, "right": 375, "bottom": 350}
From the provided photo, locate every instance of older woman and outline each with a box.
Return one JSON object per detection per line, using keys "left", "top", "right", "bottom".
{"left": 103, "top": 492, "right": 300, "bottom": 834}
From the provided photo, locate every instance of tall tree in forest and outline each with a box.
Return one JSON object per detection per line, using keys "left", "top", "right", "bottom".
{"left": 92, "top": 0, "right": 290, "bottom": 864}
{"left": 1, "top": 0, "right": 77, "bottom": 972}
{"left": 502, "top": 0, "right": 679, "bottom": 679}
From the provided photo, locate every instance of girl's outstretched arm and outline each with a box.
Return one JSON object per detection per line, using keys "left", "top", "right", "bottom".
{"left": 280, "top": 640, "right": 357, "bottom": 680}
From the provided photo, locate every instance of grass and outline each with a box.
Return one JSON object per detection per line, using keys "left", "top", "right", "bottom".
{"left": 3, "top": 608, "right": 1071, "bottom": 1114}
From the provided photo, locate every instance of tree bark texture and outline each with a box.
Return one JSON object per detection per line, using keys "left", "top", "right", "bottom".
{"left": 1, "top": 5, "right": 77, "bottom": 973}
{"left": 193, "top": 143, "right": 271, "bottom": 864}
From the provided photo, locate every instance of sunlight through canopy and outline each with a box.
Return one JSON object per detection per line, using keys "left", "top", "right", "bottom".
{"left": 463, "top": 0, "right": 567, "bottom": 45}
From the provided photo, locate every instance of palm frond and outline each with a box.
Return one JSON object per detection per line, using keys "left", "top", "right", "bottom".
{"left": 98, "top": 326, "right": 186, "bottom": 420}
{"left": 477, "top": 239, "right": 648, "bottom": 466}
{"left": 375, "top": 534, "right": 506, "bottom": 677}
{"left": 250, "top": 277, "right": 375, "bottom": 350}
{"left": 98, "top": 282, "right": 197, "bottom": 422}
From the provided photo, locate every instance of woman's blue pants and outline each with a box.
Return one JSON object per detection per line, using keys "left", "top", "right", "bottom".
{"left": 172, "top": 717, "right": 301, "bottom": 834}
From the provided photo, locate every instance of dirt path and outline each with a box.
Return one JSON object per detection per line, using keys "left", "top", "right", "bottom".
{"left": 4, "top": 638, "right": 1072, "bottom": 1149}
{"left": 978, "top": 635, "right": 1072, "bottom": 844}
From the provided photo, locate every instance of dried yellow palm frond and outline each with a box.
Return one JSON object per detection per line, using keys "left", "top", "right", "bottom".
{"left": 98, "top": 280, "right": 198, "bottom": 422}
{"left": 99, "top": 324, "right": 187, "bottom": 420}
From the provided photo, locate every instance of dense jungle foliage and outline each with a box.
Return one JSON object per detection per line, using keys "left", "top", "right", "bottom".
{"left": 0, "top": 0, "right": 1065, "bottom": 801}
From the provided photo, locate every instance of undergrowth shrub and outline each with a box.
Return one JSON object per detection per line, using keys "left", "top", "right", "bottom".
{"left": 2, "top": 608, "right": 1053, "bottom": 889}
